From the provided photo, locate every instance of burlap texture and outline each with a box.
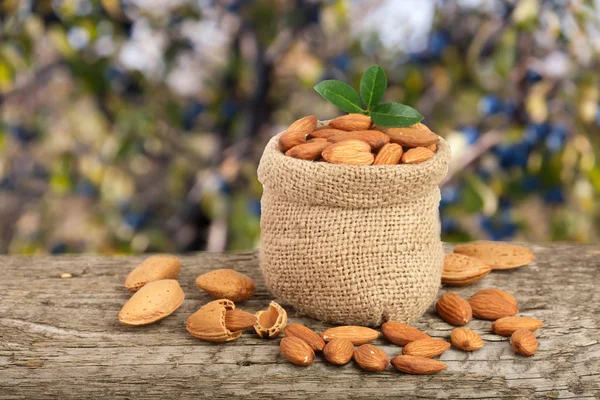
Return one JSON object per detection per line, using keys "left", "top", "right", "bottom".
{"left": 257, "top": 131, "right": 451, "bottom": 326}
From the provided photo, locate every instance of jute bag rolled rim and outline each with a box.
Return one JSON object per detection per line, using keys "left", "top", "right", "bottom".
{"left": 258, "top": 130, "right": 451, "bottom": 208}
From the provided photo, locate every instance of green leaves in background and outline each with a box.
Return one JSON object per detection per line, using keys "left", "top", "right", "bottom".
{"left": 313, "top": 80, "right": 364, "bottom": 113}
{"left": 360, "top": 65, "right": 386, "bottom": 109}
{"left": 369, "top": 102, "right": 423, "bottom": 127}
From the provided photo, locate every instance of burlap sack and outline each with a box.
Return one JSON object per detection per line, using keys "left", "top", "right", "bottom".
{"left": 257, "top": 131, "right": 451, "bottom": 326}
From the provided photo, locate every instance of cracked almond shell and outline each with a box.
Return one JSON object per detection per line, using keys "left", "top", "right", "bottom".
{"left": 186, "top": 299, "right": 243, "bottom": 342}
{"left": 254, "top": 301, "right": 287, "bottom": 338}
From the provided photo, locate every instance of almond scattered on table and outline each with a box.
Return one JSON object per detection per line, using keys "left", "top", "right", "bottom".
{"left": 451, "top": 328, "right": 484, "bottom": 351}
{"left": 195, "top": 269, "right": 255, "bottom": 302}
{"left": 224, "top": 309, "right": 258, "bottom": 332}
{"left": 284, "top": 324, "right": 325, "bottom": 352}
{"left": 453, "top": 241, "right": 535, "bottom": 270}
{"left": 391, "top": 355, "right": 447, "bottom": 375}
{"left": 442, "top": 253, "right": 492, "bottom": 286}
{"left": 436, "top": 293, "right": 473, "bottom": 326}
{"left": 354, "top": 344, "right": 389, "bottom": 372}
{"left": 323, "top": 338, "right": 354, "bottom": 365}
{"left": 124, "top": 254, "right": 180, "bottom": 292}
{"left": 119, "top": 279, "right": 184, "bottom": 326}
{"left": 510, "top": 329, "right": 539, "bottom": 356}
{"left": 280, "top": 336, "right": 315, "bottom": 366}
{"left": 469, "top": 289, "right": 518, "bottom": 320}
{"left": 320, "top": 326, "right": 380, "bottom": 345}
{"left": 254, "top": 301, "right": 288, "bottom": 338}
{"left": 402, "top": 338, "right": 451, "bottom": 358}
{"left": 381, "top": 321, "right": 431, "bottom": 346}
{"left": 186, "top": 299, "right": 243, "bottom": 342}
{"left": 492, "top": 316, "right": 543, "bottom": 337}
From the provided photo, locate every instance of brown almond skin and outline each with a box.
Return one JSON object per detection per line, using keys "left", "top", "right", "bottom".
{"left": 511, "top": 329, "right": 538, "bottom": 356}
{"left": 469, "top": 292, "right": 518, "bottom": 320}
{"left": 195, "top": 269, "right": 255, "bottom": 302}
{"left": 327, "top": 130, "right": 390, "bottom": 150}
{"left": 354, "top": 344, "right": 389, "bottom": 372}
{"left": 492, "top": 316, "right": 543, "bottom": 337}
{"left": 402, "top": 339, "right": 451, "bottom": 358}
{"left": 386, "top": 126, "right": 440, "bottom": 147}
{"left": 285, "top": 140, "right": 330, "bottom": 161}
{"left": 374, "top": 143, "right": 404, "bottom": 165}
{"left": 224, "top": 309, "right": 258, "bottom": 332}
{"left": 436, "top": 293, "right": 473, "bottom": 326}
{"left": 288, "top": 115, "right": 317, "bottom": 133}
{"left": 474, "top": 288, "right": 518, "bottom": 307}
{"left": 320, "top": 326, "right": 380, "bottom": 345}
{"left": 279, "top": 131, "right": 307, "bottom": 152}
{"left": 284, "top": 324, "right": 325, "bottom": 352}
{"left": 323, "top": 338, "right": 354, "bottom": 365}
{"left": 321, "top": 140, "right": 374, "bottom": 165}
{"left": 309, "top": 128, "right": 348, "bottom": 139}
{"left": 381, "top": 322, "right": 431, "bottom": 346}
{"left": 280, "top": 337, "right": 315, "bottom": 366}
{"left": 450, "top": 328, "right": 484, "bottom": 351}
{"left": 391, "top": 355, "right": 447, "bottom": 375}
{"left": 124, "top": 254, "right": 181, "bottom": 292}
{"left": 401, "top": 147, "right": 435, "bottom": 164}
{"left": 329, "top": 114, "right": 372, "bottom": 131}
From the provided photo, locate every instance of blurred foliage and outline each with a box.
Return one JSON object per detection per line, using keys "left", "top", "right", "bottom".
{"left": 0, "top": 0, "right": 599, "bottom": 254}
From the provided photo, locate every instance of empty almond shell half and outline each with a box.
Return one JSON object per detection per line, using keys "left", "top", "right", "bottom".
{"left": 254, "top": 301, "right": 287, "bottom": 338}
{"left": 186, "top": 299, "right": 242, "bottom": 342}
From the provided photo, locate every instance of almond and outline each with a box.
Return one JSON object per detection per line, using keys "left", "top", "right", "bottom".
{"left": 401, "top": 147, "right": 435, "bottom": 164}
{"left": 323, "top": 338, "right": 354, "bottom": 365}
{"left": 224, "top": 309, "right": 258, "bottom": 332}
{"left": 450, "top": 328, "right": 484, "bottom": 351}
{"left": 510, "top": 329, "right": 538, "bottom": 356}
{"left": 320, "top": 326, "right": 380, "bottom": 345}
{"left": 381, "top": 322, "right": 430, "bottom": 346}
{"left": 427, "top": 143, "right": 437, "bottom": 152}
{"left": 308, "top": 128, "right": 347, "bottom": 139}
{"left": 186, "top": 299, "right": 242, "bottom": 342}
{"left": 124, "top": 254, "right": 180, "bottom": 292}
{"left": 328, "top": 113, "right": 372, "bottom": 131}
{"left": 354, "top": 344, "right": 389, "bottom": 372}
{"left": 284, "top": 324, "right": 325, "bottom": 352}
{"left": 391, "top": 355, "right": 447, "bottom": 375}
{"left": 288, "top": 115, "right": 317, "bottom": 133}
{"left": 492, "top": 316, "right": 543, "bottom": 337}
{"left": 373, "top": 143, "right": 404, "bottom": 165}
{"left": 285, "top": 139, "right": 330, "bottom": 161}
{"left": 119, "top": 279, "right": 184, "bottom": 326}
{"left": 474, "top": 288, "right": 518, "bottom": 307}
{"left": 453, "top": 241, "right": 535, "bottom": 270}
{"left": 280, "top": 336, "right": 315, "bottom": 366}
{"left": 436, "top": 293, "right": 472, "bottom": 326}
{"left": 328, "top": 130, "right": 390, "bottom": 150}
{"left": 321, "top": 140, "right": 374, "bottom": 165}
{"left": 386, "top": 126, "right": 440, "bottom": 147}
{"left": 469, "top": 291, "right": 518, "bottom": 320}
{"left": 195, "top": 269, "right": 255, "bottom": 302}
{"left": 254, "top": 301, "right": 288, "bottom": 338}
{"left": 402, "top": 339, "right": 450, "bottom": 358}
{"left": 279, "top": 131, "right": 307, "bottom": 152}
{"left": 442, "top": 253, "right": 492, "bottom": 287}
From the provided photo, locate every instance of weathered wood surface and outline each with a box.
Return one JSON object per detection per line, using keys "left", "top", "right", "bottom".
{"left": 0, "top": 243, "right": 599, "bottom": 399}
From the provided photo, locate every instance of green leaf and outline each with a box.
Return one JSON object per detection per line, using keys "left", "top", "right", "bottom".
{"left": 313, "top": 80, "right": 364, "bottom": 113}
{"left": 360, "top": 65, "right": 387, "bottom": 109}
{"left": 370, "top": 102, "right": 424, "bottom": 127}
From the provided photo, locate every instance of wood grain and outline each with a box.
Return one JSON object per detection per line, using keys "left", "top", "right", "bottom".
{"left": 0, "top": 244, "right": 599, "bottom": 399}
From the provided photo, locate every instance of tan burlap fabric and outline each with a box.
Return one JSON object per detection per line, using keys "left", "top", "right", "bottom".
{"left": 257, "top": 131, "right": 451, "bottom": 326}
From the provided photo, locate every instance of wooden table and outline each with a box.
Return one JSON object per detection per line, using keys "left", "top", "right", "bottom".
{"left": 1, "top": 244, "right": 599, "bottom": 399}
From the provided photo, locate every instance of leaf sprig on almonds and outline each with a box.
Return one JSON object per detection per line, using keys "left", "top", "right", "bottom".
{"left": 313, "top": 65, "right": 424, "bottom": 128}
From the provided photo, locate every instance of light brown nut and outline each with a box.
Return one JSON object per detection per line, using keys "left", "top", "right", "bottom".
{"left": 321, "top": 140, "right": 374, "bottom": 165}
{"left": 469, "top": 290, "right": 518, "bottom": 320}
{"left": 373, "top": 143, "right": 404, "bottom": 165}
{"left": 442, "top": 253, "right": 492, "bottom": 287}
{"left": 224, "top": 309, "right": 258, "bottom": 331}
{"left": 327, "top": 130, "right": 390, "bottom": 150}
{"left": 511, "top": 329, "right": 538, "bottom": 356}
{"left": 492, "top": 316, "right": 543, "bottom": 337}
{"left": 320, "top": 326, "right": 380, "bottom": 345}
{"left": 426, "top": 143, "right": 437, "bottom": 152}
{"left": 280, "top": 336, "right": 315, "bottom": 366}
{"left": 186, "top": 299, "right": 242, "bottom": 342}
{"left": 453, "top": 241, "right": 535, "bottom": 270}
{"left": 254, "top": 301, "right": 288, "bottom": 338}
{"left": 284, "top": 324, "right": 325, "bottom": 352}
{"left": 474, "top": 288, "right": 518, "bottom": 307}
{"left": 119, "top": 279, "right": 184, "bottom": 326}
{"left": 391, "top": 355, "right": 446, "bottom": 375}
{"left": 401, "top": 147, "right": 435, "bottom": 164}
{"left": 354, "top": 344, "right": 389, "bottom": 372}
{"left": 370, "top": 124, "right": 387, "bottom": 132}
{"left": 386, "top": 126, "right": 439, "bottom": 147}
{"left": 436, "top": 293, "right": 473, "bottom": 326}
{"left": 450, "top": 328, "right": 484, "bottom": 351}
{"left": 328, "top": 113, "right": 372, "bottom": 131}
{"left": 288, "top": 115, "right": 318, "bottom": 133}
{"left": 381, "top": 322, "right": 430, "bottom": 346}
{"left": 323, "top": 338, "right": 354, "bottom": 365}
{"left": 402, "top": 339, "right": 451, "bottom": 358}
{"left": 279, "top": 131, "right": 307, "bottom": 152}
{"left": 195, "top": 269, "right": 255, "bottom": 302}
{"left": 124, "top": 254, "right": 180, "bottom": 292}
{"left": 285, "top": 140, "right": 330, "bottom": 161}
{"left": 308, "top": 128, "right": 348, "bottom": 139}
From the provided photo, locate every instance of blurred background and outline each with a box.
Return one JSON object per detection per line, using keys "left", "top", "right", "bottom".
{"left": 0, "top": 0, "right": 599, "bottom": 254}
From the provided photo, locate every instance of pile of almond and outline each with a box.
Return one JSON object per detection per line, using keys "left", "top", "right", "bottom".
{"left": 280, "top": 114, "right": 440, "bottom": 165}
{"left": 117, "top": 241, "right": 541, "bottom": 375}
